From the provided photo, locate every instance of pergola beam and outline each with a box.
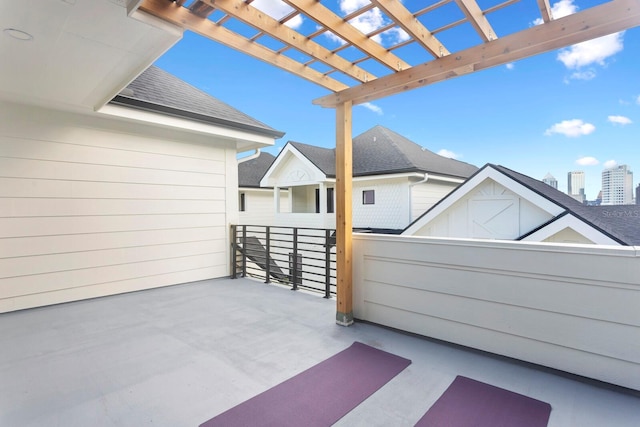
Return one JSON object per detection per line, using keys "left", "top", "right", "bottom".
{"left": 282, "top": 0, "right": 411, "bottom": 72}
{"left": 371, "top": 0, "right": 450, "bottom": 58}
{"left": 202, "top": 0, "right": 376, "bottom": 83}
{"left": 314, "top": 0, "right": 640, "bottom": 107}
{"left": 139, "top": 0, "right": 348, "bottom": 92}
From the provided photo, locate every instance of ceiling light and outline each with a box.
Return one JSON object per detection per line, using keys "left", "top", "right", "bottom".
{"left": 3, "top": 28, "right": 34, "bottom": 41}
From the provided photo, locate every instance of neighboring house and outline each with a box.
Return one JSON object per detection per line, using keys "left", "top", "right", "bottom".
{"left": 403, "top": 164, "right": 640, "bottom": 245}
{"left": 0, "top": 58, "right": 283, "bottom": 311}
{"left": 238, "top": 151, "right": 290, "bottom": 226}
{"left": 258, "top": 125, "right": 478, "bottom": 231}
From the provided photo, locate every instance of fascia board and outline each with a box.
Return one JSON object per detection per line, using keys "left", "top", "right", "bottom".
{"left": 98, "top": 104, "right": 276, "bottom": 147}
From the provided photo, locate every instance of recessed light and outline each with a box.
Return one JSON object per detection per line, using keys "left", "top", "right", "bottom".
{"left": 3, "top": 28, "right": 34, "bottom": 41}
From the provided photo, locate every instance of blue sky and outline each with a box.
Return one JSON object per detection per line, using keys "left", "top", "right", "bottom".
{"left": 155, "top": 0, "right": 640, "bottom": 200}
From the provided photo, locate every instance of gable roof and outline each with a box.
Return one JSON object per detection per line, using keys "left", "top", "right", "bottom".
{"left": 110, "top": 66, "right": 284, "bottom": 139}
{"left": 404, "top": 163, "right": 640, "bottom": 246}
{"left": 491, "top": 165, "right": 640, "bottom": 245}
{"left": 239, "top": 152, "right": 276, "bottom": 188}
{"left": 288, "top": 125, "right": 478, "bottom": 179}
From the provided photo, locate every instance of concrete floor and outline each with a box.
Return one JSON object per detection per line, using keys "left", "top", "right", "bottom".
{"left": 1, "top": 278, "right": 639, "bottom": 427}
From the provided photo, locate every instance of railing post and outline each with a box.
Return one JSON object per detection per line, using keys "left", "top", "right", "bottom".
{"left": 291, "top": 228, "right": 298, "bottom": 290}
{"left": 324, "top": 228, "right": 331, "bottom": 298}
{"left": 241, "top": 225, "right": 247, "bottom": 278}
{"left": 231, "top": 224, "right": 237, "bottom": 279}
{"left": 265, "top": 226, "right": 271, "bottom": 283}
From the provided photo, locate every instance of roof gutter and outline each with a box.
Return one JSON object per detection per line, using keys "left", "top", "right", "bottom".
{"left": 238, "top": 149, "right": 261, "bottom": 163}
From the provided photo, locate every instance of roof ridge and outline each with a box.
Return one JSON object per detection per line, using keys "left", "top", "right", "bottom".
{"left": 376, "top": 126, "right": 415, "bottom": 169}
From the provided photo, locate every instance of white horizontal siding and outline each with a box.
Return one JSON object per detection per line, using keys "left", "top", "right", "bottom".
{"left": 410, "top": 181, "right": 457, "bottom": 221}
{"left": 352, "top": 234, "right": 640, "bottom": 390}
{"left": 238, "top": 189, "right": 289, "bottom": 226}
{"left": 0, "top": 101, "right": 238, "bottom": 313}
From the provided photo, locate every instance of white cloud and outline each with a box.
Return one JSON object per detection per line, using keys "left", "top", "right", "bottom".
{"left": 636, "top": 95, "right": 640, "bottom": 105}
{"left": 576, "top": 156, "right": 599, "bottom": 166}
{"left": 568, "top": 69, "right": 596, "bottom": 81}
{"left": 252, "top": 0, "right": 304, "bottom": 29}
{"left": 557, "top": 32, "right": 624, "bottom": 70}
{"left": 608, "top": 115, "right": 632, "bottom": 125}
{"left": 505, "top": 63, "right": 515, "bottom": 70}
{"left": 437, "top": 149, "right": 459, "bottom": 159}
{"left": 359, "top": 102, "right": 383, "bottom": 115}
{"left": 544, "top": 119, "right": 596, "bottom": 137}
{"left": 604, "top": 159, "right": 618, "bottom": 169}
{"left": 532, "top": 0, "right": 578, "bottom": 25}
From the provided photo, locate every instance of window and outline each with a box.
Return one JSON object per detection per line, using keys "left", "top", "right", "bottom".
{"left": 327, "top": 188, "right": 334, "bottom": 213}
{"left": 362, "top": 190, "right": 375, "bottom": 205}
{"left": 315, "top": 188, "right": 320, "bottom": 213}
{"left": 239, "top": 192, "right": 246, "bottom": 212}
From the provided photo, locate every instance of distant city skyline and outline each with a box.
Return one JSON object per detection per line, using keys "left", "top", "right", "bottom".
{"left": 542, "top": 163, "right": 636, "bottom": 204}
{"left": 602, "top": 164, "right": 634, "bottom": 205}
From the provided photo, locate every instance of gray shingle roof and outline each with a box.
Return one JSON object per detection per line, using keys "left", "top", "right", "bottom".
{"left": 110, "top": 66, "right": 284, "bottom": 138}
{"left": 239, "top": 152, "right": 276, "bottom": 188}
{"left": 289, "top": 125, "right": 478, "bottom": 178}
{"left": 493, "top": 165, "right": 640, "bottom": 245}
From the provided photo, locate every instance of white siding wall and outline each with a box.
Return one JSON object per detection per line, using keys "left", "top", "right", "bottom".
{"left": 353, "top": 178, "right": 410, "bottom": 229}
{"left": 353, "top": 233, "right": 640, "bottom": 390}
{"left": 0, "top": 101, "right": 238, "bottom": 313}
{"left": 410, "top": 181, "right": 458, "bottom": 221}
{"left": 239, "top": 189, "right": 289, "bottom": 225}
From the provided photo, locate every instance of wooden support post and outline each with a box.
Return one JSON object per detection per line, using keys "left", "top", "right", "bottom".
{"left": 335, "top": 101, "right": 353, "bottom": 326}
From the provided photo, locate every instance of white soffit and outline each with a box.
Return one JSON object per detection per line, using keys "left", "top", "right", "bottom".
{"left": 0, "top": 0, "right": 182, "bottom": 112}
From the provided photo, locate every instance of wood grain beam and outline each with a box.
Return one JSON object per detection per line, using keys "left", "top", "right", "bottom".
{"left": 202, "top": 0, "right": 375, "bottom": 83}
{"left": 371, "top": 0, "right": 450, "bottom": 58}
{"left": 283, "top": 0, "right": 411, "bottom": 72}
{"left": 335, "top": 100, "right": 353, "bottom": 326}
{"left": 455, "top": 0, "right": 497, "bottom": 42}
{"left": 537, "top": 0, "right": 553, "bottom": 23}
{"left": 139, "top": 0, "right": 348, "bottom": 92}
{"left": 314, "top": 0, "right": 640, "bottom": 107}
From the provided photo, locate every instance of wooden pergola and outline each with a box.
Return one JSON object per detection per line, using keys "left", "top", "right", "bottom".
{"left": 139, "top": 0, "right": 640, "bottom": 325}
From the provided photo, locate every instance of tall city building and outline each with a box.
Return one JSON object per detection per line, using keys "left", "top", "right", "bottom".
{"left": 602, "top": 165, "right": 633, "bottom": 205}
{"left": 542, "top": 173, "right": 557, "bottom": 189}
{"left": 636, "top": 183, "right": 640, "bottom": 205}
{"left": 567, "top": 171, "right": 585, "bottom": 203}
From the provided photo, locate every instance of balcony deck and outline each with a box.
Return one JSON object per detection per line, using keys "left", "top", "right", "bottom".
{"left": 1, "top": 278, "right": 638, "bottom": 426}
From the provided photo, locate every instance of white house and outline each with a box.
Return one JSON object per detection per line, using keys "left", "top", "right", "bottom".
{"left": 0, "top": 2, "right": 282, "bottom": 313}
{"left": 403, "top": 163, "right": 640, "bottom": 245}
{"left": 238, "top": 151, "right": 290, "bottom": 226}
{"left": 257, "top": 125, "right": 478, "bottom": 231}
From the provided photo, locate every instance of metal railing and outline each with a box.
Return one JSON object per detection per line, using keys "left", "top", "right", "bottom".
{"left": 231, "top": 225, "right": 336, "bottom": 298}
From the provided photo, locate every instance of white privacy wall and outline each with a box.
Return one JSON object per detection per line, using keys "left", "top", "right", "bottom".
{"left": 352, "top": 233, "right": 640, "bottom": 391}
{"left": 0, "top": 101, "right": 237, "bottom": 313}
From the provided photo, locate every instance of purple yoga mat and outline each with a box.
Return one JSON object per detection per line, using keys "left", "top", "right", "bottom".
{"left": 200, "top": 342, "right": 411, "bottom": 427}
{"left": 415, "top": 375, "right": 551, "bottom": 427}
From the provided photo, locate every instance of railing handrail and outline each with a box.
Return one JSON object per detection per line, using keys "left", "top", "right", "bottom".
{"left": 231, "top": 224, "right": 336, "bottom": 298}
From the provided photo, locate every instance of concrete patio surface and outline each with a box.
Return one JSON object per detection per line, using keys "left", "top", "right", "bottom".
{"left": 1, "top": 278, "right": 639, "bottom": 426}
